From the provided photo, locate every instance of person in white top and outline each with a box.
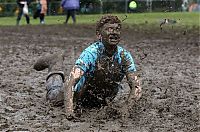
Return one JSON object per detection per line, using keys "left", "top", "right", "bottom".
{"left": 16, "top": 0, "right": 31, "bottom": 25}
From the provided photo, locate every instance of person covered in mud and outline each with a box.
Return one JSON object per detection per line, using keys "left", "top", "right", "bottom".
{"left": 34, "top": 15, "right": 142, "bottom": 117}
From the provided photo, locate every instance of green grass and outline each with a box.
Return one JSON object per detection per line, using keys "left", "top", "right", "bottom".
{"left": 0, "top": 12, "right": 199, "bottom": 27}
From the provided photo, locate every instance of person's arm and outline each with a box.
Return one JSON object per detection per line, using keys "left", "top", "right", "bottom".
{"left": 126, "top": 72, "right": 142, "bottom": 103}
{"left": 61, "top": 0, "right": 65, "bottom": 7}
{"left": 64, "top": 46, "right": 95, "bottom": 115}
{"left": 64, "top": 66, "right": 84, "bottom": 114}
{"left": 121, "top": 50, "right": 142, "bottom": 104}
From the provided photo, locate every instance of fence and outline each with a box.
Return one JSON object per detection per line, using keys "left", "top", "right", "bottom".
{"left": 0, "top": 0, "right": 182, "bottom": 17}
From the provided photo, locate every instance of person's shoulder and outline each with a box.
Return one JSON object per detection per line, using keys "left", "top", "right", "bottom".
{"left": 117, "top": 45, "right": 129, "bottom": 53}
{"left": 85, "top": 41, "right": 102, "bottom": 53}
{"left": 77, "top": 41, "right": 101, "bottom": 63}
{"left": 117, "top": 45, "right": 134, "bottom": 58}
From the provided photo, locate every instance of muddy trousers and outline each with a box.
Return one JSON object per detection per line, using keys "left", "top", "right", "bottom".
{"left": 46, "top": 74, "right": 64, "bottom": 106}
{"left": 65, "top": 9, "right": 76, "bottom": 24}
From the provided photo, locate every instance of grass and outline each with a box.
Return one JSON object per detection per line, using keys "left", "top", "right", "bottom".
{"left": 0, "top": 12, "right": 199, "bottom": 27}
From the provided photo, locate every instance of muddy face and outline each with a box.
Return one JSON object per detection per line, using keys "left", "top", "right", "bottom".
{"left": 100, "top": 23, "right": 121, "bottom": 46}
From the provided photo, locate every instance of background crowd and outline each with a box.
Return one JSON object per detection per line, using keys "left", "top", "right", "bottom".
{"left": 0, "top": 0, "right": 198, "bottom": 25}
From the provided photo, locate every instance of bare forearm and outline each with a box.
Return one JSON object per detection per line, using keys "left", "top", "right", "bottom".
{"left": 64, "top": 76, "right": 75, "bottom": 113}
{"left": 126, "top": 73, "right": 142, "bottom": 101}
{"left": 64, "top": 67, "right": 84, "bottom": 114}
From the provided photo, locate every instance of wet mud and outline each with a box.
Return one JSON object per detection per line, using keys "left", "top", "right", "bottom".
{"left": 0, "top": 24, "right": 199, "bottom": 132}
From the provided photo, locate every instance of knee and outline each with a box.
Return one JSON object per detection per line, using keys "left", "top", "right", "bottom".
{"left": 46, "top": 88, "right": 64, "bottom": 106}
{"left": 46, "top": 74, "right": 64, "bottom": 106}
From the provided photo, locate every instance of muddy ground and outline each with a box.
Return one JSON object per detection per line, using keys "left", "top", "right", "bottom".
{"left": 0, "top": 23, "right": 199, "bottom": 132}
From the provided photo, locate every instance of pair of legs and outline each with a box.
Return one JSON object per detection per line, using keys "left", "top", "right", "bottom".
{"left": 33, "top": 9, "right": 45, "bottom": 24}
{"left": 16, "top": 5, "right": 30, "bottom": 25}
{"left": 40, "top": 4, "right": 47, "bottom": 24}
{"left": 39, "top": 13, "right": 45, "bottom": 24}
{"left": 64, "top": 9, "right": 77, "bottom": 24}
{"left": 33, "top": 5, "right": 47, "bottom": 24}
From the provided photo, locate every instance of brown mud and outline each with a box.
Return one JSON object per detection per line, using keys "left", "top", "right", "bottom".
{"left": 0, "top": 24, "right": 199, "bottom": 132}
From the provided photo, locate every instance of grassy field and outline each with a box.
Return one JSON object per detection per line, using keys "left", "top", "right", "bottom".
{"left": 0, "top": 12, "right": 199, "bottom": 27}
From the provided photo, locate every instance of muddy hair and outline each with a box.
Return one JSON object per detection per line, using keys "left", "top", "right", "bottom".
{"left": 96, "top": 15, "right": 121, "bottom": 35}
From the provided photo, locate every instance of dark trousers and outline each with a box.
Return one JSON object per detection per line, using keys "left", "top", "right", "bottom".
{"left": 33, "top": 9, "right": 45, "bottom": 24}
{"left": 33, "top": 9, "right": 40, "bottom": 19}
{"left": 16, "top": 5, "right": 30, "bottom": 25}
{"left": 39, "top": 13, "right": 45, "bottom": 23}
{"left": 65, "top": 9, "right": 76, "bottom": 24}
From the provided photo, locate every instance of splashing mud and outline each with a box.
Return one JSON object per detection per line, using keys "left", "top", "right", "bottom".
{"left": 0, "top": 24, "right": 199, "bottom": 131}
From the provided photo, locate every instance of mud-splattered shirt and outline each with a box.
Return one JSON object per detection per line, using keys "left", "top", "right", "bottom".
{"left": 74, "top": 41, "right": 136, "bottom": 92}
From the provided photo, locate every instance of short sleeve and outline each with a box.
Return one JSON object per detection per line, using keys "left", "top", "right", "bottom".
{"left": 123, "top": 51, "right": 137, "bottom": 73}
{"left": 75, "top": 50, "right": 95, "bottom": 73}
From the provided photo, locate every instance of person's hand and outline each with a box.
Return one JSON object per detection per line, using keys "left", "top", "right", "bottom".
{"left": 65, "top": 109, "right": 75, "bottom": 120}
{"left": 128, "top": 85, "right": 142, "bottom": 102}
{"left": 60, "top": 6, "right": 64, "bottom": 12}
{"left": 68, "top": 67, "right": 84, "bottom": 82}
{"left": 120, "top": 87, "right": 142, "bottom": 120}
{"left": 135, "top": 85, "right": 142, "bottom": 100}
{"left": 126, "top": 73, "right": 142, "bottom": 104}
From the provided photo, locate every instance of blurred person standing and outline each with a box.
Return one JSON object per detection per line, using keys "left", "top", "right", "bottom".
{"left": 16, "top": 0, "right": 31, "bottom": 25}
{"left": 182, "top": 0, "right": 189, "bottom": 11}
{"left": 39, "top": 0, "right": 47, "bottom": 24}
{"left": 61, "top": 0, "right": 80, "bottom": 24}
{"left": 33, "top": 0, "right": 41, "bottom": 20}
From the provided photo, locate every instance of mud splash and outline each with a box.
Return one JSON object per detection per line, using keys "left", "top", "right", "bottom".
{"left": 0, "top": 24, "right": 199, "bottom": 131}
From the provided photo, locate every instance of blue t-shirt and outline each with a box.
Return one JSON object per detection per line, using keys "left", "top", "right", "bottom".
{"left": 73, "top": 41, "right": 136, "bottom": 92}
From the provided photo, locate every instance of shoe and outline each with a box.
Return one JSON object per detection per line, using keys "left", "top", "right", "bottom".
{"left": 63, "top": 22, "right": 68, "bottom": 24}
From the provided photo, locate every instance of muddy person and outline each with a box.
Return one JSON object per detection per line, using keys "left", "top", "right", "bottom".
{"left": 34, "top": 15, "right": 142, "bottom": 117}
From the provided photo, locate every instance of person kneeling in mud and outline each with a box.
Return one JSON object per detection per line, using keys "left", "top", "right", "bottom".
{"left": 34, "top": 15, "right": 142, "bottom": 117}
